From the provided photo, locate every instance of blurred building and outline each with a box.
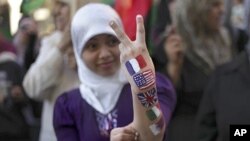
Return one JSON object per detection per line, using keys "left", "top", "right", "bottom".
{"left": 0, "top": 0, "right": 107, "bottom": 39}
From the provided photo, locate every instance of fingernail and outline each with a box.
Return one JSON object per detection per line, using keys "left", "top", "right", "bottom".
{"left": 136, "top": 14, "right": 142, "bottom": 18}
{"left": 136, "top": 15, "right": 143, "bottom": 21}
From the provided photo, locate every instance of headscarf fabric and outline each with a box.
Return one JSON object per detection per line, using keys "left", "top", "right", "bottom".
{"left": 71, "top": 3, "right": 127, "bottom": 114}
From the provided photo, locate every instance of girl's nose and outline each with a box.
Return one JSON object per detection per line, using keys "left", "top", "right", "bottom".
{"left": 99, "top": 46, "right": 112, "bottom": 59}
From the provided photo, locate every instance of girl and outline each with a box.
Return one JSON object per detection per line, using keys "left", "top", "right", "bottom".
{"left": 53, "top": 3, "right": 176, "bottom": 141}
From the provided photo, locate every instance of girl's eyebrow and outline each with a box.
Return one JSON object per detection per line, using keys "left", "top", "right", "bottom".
{"left": 88, "top": 38, "right": 97, "bottom": 42}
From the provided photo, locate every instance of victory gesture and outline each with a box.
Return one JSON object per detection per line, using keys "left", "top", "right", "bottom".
{"left": 53, "top": 4, "right": 175, "bottom": 141}
{"left": 110, "top": 15, "right": 165, "bottom": 141}
{"left": 110, "top": 15, "right": 155, "bottom": 93}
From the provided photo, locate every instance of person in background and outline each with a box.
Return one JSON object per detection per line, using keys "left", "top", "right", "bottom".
{"left": 156, "top": 0, "right": 234, "bottom": 141}
{"left": 222, "top": 0, "right": 249, "bottom": 53}
{"left": 244, "top": 0, "right": 250, "bottom": 34}
{"left": 195, "top": 35, "right": 250, "bottom": 141}
{"left": 0, "top": 33, "right": 30, "bottom": 141}
{"left": 0, "top": 34, "right": 16, "bottom": 55}
{"left": 231, "top": 0, "right": 245, "bottom": 30}
{"left": 53, "top": 3, "right": 176, "bottom": 141}
{"left": 13, "top": 18, "right": 43, "bottom": 140}
{"left": 22, "top": 0, "right": 80, "bottom": 141}
{"left": 13, "top": 16, "right": 39, "bottom": 72}
{"left": 151, "top": 0, "right": 176, "bottom": 74}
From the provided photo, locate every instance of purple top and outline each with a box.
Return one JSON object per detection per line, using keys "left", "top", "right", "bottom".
{"left": 53, "top": 73, "right": 176, "bottom": 141}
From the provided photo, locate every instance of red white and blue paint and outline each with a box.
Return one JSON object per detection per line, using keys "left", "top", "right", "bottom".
{"left": 133, "top": 69, "right": 155, "bottom": 90}
{"left": 125, "top": 55, "right": 147, "bottom": 76}
{"left": 137, "top": 87, "right": 158, "bottom": 108}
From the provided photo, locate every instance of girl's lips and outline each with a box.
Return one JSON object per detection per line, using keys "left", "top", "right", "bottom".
{"left": 99, "top": 61, "right": 113, "bottom": 68}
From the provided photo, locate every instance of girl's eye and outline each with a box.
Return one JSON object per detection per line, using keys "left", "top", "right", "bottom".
{"left": 85, "top": 43, "right": 98, "bottom": 51}
{"left": 107, "top": 37, "right": 120, "bottom": 47}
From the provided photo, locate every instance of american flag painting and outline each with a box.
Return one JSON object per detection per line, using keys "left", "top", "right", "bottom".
{"left": 133, "top": 69, "right": 155, "bottom": 90}
{"left": 137, "top": 87, "right": 158, "bottom": 108}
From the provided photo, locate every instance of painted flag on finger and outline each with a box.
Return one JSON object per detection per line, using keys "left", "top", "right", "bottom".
{"left": 133, "top": 69, "right": 155, "bottom": 90}
{"left": 137, "top": 87, "right": 158, "bottom": 108}
{"left": 146, "top": 105, "right": 161, "bottom": 121}
{"left": 125, "top": 55, "right": 147, "bottom": 75}
{"left": 149, "top": 116, "right": 165, "bottom": 135}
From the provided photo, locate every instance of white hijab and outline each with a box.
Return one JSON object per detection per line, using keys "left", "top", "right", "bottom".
{"left": 71, "top": 3, "right": 127, "bottom": 114}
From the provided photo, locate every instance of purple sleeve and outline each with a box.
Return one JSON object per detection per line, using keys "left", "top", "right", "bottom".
{"left": 53, "top": 93, "right": 80, "bottom": 141}
{"left": 156, "top": 73, "right": 176, "bottom": 125}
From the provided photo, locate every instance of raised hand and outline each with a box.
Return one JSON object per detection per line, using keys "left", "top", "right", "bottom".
{"left": 110, "top": 15, "right": 155, "bottom": 93}
{"left": 110, "top": 124, "right": 139, "bottom": 141}
{"left": 110, "top": 15, "right": 166, "bottom": 141}
{"left": 57, "top": 24, "right": 72, "bottom": 54}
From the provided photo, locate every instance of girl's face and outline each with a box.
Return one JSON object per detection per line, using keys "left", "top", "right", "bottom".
{"left": 207, "top": 0, "right": 224, "bottom": 31}
{"left": 81, "top": 34, "right": 121, "bottom": 77}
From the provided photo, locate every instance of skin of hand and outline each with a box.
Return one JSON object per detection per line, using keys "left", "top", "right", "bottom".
{"left": 110, "top": 15, "right": 165, "bottom": 141}
{"left": 10, "top": 85, "right": 25, "bottom": 102}
{"left": 0, "top": 85, "right": 24, "bottom": 104}
{"left": 57, "top": 24, "right": 77, "bottom": 70}
{"left": 65, "top": 46, "right": 77, "bottom": 70}
{"left": 110, "top": 15, "right": 155, "bottom": 94}
{"left": 57, "top": 24, "right": 72, "bottom": 54}
{"left": 110, "top": 124, "right": 139, "bottom": 141}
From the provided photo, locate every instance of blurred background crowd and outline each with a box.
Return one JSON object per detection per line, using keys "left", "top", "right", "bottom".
{"left": 0, "top": 0, "right": 249, "bottom": 141}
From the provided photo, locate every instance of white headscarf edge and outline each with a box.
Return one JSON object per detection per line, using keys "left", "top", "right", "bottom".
{"left": 71, "top": 3, "right": 127, "bottom": 114}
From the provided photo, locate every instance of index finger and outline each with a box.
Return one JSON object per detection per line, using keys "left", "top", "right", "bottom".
{"left": 109, "top": 21, "right": 133, "bottom": 48}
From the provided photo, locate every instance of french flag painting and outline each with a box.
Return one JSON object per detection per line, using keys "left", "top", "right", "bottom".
{"left": 125, "top": 55, "right": 147, "bottom": 76}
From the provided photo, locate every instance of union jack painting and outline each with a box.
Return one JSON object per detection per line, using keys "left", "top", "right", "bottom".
{"left": 137, "top": 87, "right": 158, "bottom": 108}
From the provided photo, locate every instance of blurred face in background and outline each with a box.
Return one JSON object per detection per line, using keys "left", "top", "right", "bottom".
{"left": 81, "top": 34, "right": 121, "bottom": 77}
{"left": 53, "top": 1, "right": 70, "bottom": 31}
{"left": 206, "top": 0, "right": 224, "bottom": 31}
{"left": 18, "top": 16, "right": 37, "bottom": 45}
